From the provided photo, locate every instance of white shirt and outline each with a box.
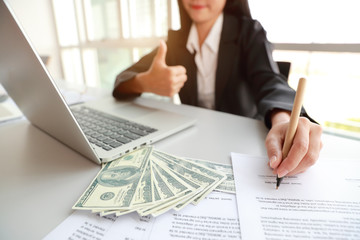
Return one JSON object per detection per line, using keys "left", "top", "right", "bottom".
{"left": 186, "top": 13, "right": 223, "bottom": 110}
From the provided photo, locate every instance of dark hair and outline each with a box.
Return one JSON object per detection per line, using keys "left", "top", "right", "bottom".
{"left": 177, "top": 0, "right": 252, "bottom": 32}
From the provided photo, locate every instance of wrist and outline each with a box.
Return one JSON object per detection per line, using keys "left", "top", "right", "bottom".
{"left": 116, "top": 72, "right": 148, "bottom": 95}
{"left": 271, "top": 109, "right": 291, "bottom": 126}
{"left": 132, "top": 71, "right": 153, "bottom": 93}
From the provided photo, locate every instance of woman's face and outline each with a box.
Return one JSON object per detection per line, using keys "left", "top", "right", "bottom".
{"left": 182, "top": 0, "right": 226, "bottom": 25}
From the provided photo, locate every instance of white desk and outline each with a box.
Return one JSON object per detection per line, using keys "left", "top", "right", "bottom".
{"left": 0, "top": 97, "right": 359, "bottom": 239}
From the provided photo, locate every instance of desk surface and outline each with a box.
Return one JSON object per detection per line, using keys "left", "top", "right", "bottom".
{"left": 1, "top": 97, "right": 360, "bottom": 239}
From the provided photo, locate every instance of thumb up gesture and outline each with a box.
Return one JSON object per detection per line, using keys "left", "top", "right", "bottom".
{"left": 138, "top": 40, "right": 187, "bottom": 97}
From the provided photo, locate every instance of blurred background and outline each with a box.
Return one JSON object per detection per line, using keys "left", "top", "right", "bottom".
{"left": 5, "top": 0, "right": 360, "bottom": 139}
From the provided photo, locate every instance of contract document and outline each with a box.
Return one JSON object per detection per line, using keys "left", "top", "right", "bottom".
{"left": 231, "top": 153, "right": 360, "bottom": 240}
{"left": 44, "top": 192, "right": 241, "bottom": 240}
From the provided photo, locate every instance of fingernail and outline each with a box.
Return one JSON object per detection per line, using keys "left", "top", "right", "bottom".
{"left": 277, "top": 168, "right": 289, "bottom": 178}
{"left": 269, "top": 156, "right": 277, "bottom": 168}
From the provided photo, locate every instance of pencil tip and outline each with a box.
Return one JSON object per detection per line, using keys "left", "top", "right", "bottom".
{"left": 276, "top": 186, "right": 278, "bottom": 190}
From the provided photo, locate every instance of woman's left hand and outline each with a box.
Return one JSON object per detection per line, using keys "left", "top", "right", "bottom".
{"left": 265, "top": 112, "right": 323, "bottom": 178}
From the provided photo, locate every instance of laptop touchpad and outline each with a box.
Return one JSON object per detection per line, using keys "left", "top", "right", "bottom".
{"left": 114, "top": 103, "right": 157, "bottom": 119}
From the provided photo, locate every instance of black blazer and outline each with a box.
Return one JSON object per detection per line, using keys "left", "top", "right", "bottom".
{"left": 113, "top": 14, "right": 309, "bottom": 128}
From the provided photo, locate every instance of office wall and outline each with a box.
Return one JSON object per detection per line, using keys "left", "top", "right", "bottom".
{"left": 6, "top": 0, "right": 62, "bottom": 80}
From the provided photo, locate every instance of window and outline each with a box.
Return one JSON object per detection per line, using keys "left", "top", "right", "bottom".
{"left": 52, "top": 0, "right": 179, "bottom": 89}
{"left": 52, "top": 0, "right": 360, "bottom": 138}
{"left": 250, "top": 0, "right": 360, "bottom": 44}
{"left": 250, "top": 0, "right": 360, "bottom": 138}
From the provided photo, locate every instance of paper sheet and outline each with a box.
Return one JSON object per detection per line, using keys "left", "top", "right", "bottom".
{"left": 44, "top": 192, "right": 241, "bottom": 240}
{"left": 231, "top": 153, "right": 360, "bottom": 240}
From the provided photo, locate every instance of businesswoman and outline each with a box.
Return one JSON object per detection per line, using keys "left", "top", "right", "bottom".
{"left": 112, "top": 0, "right": 323, "bottom": 178}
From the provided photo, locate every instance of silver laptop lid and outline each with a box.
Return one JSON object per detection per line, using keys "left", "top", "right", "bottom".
{"left": 0, "top": 0, "right": 101, "bottom": 163}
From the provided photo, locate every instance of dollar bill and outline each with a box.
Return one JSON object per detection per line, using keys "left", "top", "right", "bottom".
{"left": 150, "top": 159, "right": 176, "bottom": 201}
{"left": 152, "top": 178, "right": 161, "bottom": 202}
{"left": 74, "top": 146, "right": 231, "bottom": 218}
{"left": 151, "top": 151, "right": 224, "bottom": 209}
{"left": 152, "top": 152, "right": 215, "bottom": 191}
{"left": 154, "top": 150, "right": 226, "bottom": 204}
{"left": 73, "top": 147, "right": 152, "bottom": 210}
{"left": 148, "top": 189, "right": 196, "bottom": 217}
{"left": 137, "top": 158, "right": 194, "bottom": 216}
{"left": 130, "top": 160, "right": 153, "bottom": 208}
{"left": 187, "top": 158, "right": 236, "bottom": 194}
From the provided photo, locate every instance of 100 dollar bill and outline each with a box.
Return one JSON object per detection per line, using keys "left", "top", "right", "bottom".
{"left": 73, "top": 147, "right": 152, "bottom": 210}
{"left": 188, "top": 158, "right": 235, "bottom": 194}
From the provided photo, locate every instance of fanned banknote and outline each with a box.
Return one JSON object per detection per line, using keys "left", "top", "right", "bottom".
{"left": 153, "top": 150, "right": 227, "bottom": 205}
{"left": 73, "top": 146, "right": 229, "bottom": 217}
{"left": 73, "top": 147, "right": 152, "bottom": 210}
{"left": 187, "top": 157, "right": 235, "bottom": 194}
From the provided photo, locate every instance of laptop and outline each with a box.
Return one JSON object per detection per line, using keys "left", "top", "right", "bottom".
{"left": 0, "top": 0, "right": 196, "bottom": 164}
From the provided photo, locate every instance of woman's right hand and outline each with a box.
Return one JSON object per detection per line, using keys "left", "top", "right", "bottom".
{"left": 136, "top": 40, "right": 187, "bottom": 97}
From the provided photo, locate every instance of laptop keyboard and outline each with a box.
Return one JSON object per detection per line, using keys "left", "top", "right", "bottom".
{"left": 72, "top": 107, "right": 157, "bottom": 151}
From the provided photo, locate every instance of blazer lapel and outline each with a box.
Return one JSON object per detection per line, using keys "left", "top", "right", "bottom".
{"left": 215, "top": 15, "right": 239, "bottom": 109}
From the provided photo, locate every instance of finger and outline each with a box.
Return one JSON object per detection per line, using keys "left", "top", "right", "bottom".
{"left": 276, "top": 118, "right": 310, "bottom": 178}
{"left": 153, "top": 40, "right": 167, "bottom": 65}
{"left": 174, "top": 74, "right": 187, "bottom": 84}
{"left": 286, "top": 124, "right": 322, "bottom": 176}
{"left": 169, "top": 76, "right": 187, "bottom": 95}
{"left": 170, "top": 65, "right": 187, "bottom": 76}
{"left": 265, "top": 125, "right": 286, "bottom": 169}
